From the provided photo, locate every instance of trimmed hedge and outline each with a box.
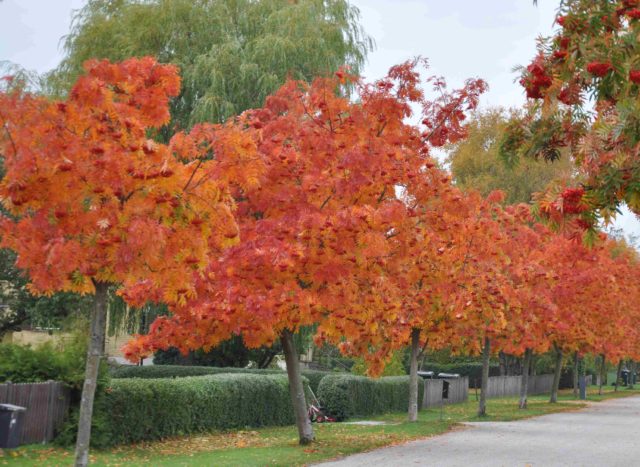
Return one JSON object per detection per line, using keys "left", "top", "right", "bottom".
{"left": 109, "top": 364, "right": 331, "bottom": 392}
{"left": 99, "top": 374, "right": 303, "bottom": 445}
{"left": 317, "top": 374, "right": 424, "bottom": 420}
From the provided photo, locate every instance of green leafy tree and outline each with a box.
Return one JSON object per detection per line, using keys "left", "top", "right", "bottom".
{"left": 447, "top": 109, "right": 573, "bottom": 204}
{"left": 352, "top": 351, "right": 406, "bottom": 377}
{"left": 50, "top": 0, "right": 373, "bottom": 135}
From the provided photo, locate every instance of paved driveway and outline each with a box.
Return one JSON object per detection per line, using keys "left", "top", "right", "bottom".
{"left": 318, "top": 396, "right": 640, "bottom": 466}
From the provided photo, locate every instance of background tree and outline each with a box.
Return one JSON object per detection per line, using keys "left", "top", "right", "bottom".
{"left": 448, "top": 109, "right": 573, "bottom": 205}
{"left": 50, "top": 0, "right": 374, "bottom": 134}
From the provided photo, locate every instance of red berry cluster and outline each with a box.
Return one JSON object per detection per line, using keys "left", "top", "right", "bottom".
{"left": 560, "top": 187, "right": 587, "bottom": 214}
{"left": 520, "top": 56, "right": 552, "bottom": 99}
{"left": 586, "top": 61, "right": 613, "bottom": 77}
{"left": 626, "top": 8, "right": 640, "bottom": 19}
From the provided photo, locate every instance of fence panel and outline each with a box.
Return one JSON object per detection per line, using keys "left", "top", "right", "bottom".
{"left": 0, "top": 381, "right": 70, "bottom": 445}
{"left": 445, "top": 377, "right": 468, "bottom": 404}
{"left": 422, "top": 377, "right": 468, "bottom": 409}
{"left": 422, "top": 379, "right": 443, "bottom": 408}
{"left": 530, "top": 374, "right": 554, "bottom": 395}
{"left": 483, "top": 374, "right": 555, "bottom": 399}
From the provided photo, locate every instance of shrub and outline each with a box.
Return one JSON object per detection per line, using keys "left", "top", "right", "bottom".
{"left": 0, "top": 331, "right": 95, "bottom": 390}
{"left": 96, "top": 374, "right": 303, "bottom": 445}
{"left": 0, "top": 330, "right": 112, "bottom": 448}
{"left": 317, "top": 374, "right": 424, "bottom": 420}
{"left": 110, "top": 364, "right": 332, "bottom": 393}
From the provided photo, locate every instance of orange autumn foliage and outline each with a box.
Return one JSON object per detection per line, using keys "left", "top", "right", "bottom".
{"left": 123, "top": 59, "right": 488, "bottom": 363}
{"left": 0, "top": 57, "right": 254, "bottom": 303}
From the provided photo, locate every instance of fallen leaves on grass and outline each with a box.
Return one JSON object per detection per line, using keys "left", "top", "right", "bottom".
{"left": 111, "top": 429, "right": 267, "bottom": 458}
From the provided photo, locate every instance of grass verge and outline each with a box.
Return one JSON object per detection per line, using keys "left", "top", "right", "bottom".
{"left": 1, "top": 386, "right": 638, "bottom": 466}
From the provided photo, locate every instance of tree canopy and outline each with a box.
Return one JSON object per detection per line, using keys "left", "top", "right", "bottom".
{"left": 50, "top": 0, "right": 374, "bottom": 133}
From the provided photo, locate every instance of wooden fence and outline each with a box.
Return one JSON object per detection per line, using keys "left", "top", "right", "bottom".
{"left": 484, "top": 374, "right": 558, "bottom": 398}
{"left": 422, "top": 377, "right": 469, "bottom": 408}
{"left": 0, "top": 381, "right": 71, "bottom": 445}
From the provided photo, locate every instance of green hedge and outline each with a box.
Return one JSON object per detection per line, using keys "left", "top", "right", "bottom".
{"left": 99, "top": 374, "right": 303, "bottom": 445}
{"left": 109, "top": 364, "right": 331, "bottom": 392}
{"left": 317, "top": 375, "right": 423, "bottom": 421}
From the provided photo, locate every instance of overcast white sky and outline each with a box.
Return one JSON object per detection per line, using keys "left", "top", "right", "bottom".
{"left": 1, "top": 0, "right": 639, "bottom": 239}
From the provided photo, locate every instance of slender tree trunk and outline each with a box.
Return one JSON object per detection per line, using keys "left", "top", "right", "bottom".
{"left": 572, "top": 351, "right": 579, "bottom": 398}
{"left": 281, "top": 329, "right": 314, "bottom": 445}
{"left": 519, "top": 348, "right": 532, "bottom": 409}
{"left": 408, "top": 328, "right": 421, "bottom": 422}
{"left": 550, "top": 345, "right": 563, "bottom": 403}
{"left": 478, "top": 337, "right": 490, "bottom": 417}
{"left": 74, "top": 282, "right": 108, "bottom": 467}
{"left": 498, "top": 351, "right": 506, "bottom": 376}
{"left": 598, "top": 354, "right": 606, "bottom": 395}
{"left": 418, "top": 352, "right": 426, "bottom": 372}
{"left": 628, "top": 360, "right": 635, "bottom": 390}
{"left": 531, "top": 354, "right": 537, "bottom": 376}
{"left": 615, "top": 359, "right": 623, "bottom": 392}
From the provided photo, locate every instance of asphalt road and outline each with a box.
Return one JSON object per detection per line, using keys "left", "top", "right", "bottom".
{"left": 318, "top": 396, "right": 640, "bottom": 467}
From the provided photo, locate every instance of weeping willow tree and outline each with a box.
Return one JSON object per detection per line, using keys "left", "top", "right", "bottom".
{"left": 107, "top": 294, "right": 165, "bottom": 338}
{"left": 49, "top": 0, "right": 373, "bottom": 135}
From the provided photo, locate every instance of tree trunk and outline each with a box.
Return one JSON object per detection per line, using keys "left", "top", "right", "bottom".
{"left": 478, "top": 337, "right": 490, "bottom": 417}
{"left": 598, "top": 354, "right": 606, "bottom": 395}
{"left": 615, "top": 359, "right": 623, "bottom": 392}
{"left": 418, "top": 352, "right": 426, "bottom": 372}
{"left": 74, "top": 282, "right": 108, "bottom": 467}
{"left": 258, "top": 350, "right": 277, "bottom": 369}
{"left": 572, "top": 352, "right": 579, "bottom": 398}
{"left": 519, "top": 348, "right": 532, "bottom": 409}
{"left": 498, "top": 351, "right": 507, "bottom": 376}
{"left": 408, "top": 328, "right": 421, "bottom": 422}
{"left": 281, "top": 329, "right": 314, "bottom": 445}
{"left": 628, "top": 360, "right": 635, "bottom": 390}
{"left": 549, "top": 345, "right": 563, "bottom": 403}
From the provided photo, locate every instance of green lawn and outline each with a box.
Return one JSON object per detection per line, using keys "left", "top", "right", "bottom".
{"left": 2, "top": 386, "right": 638, "bottom": 467}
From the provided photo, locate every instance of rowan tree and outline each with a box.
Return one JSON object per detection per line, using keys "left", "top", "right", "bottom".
{"left": 124, "top": 59, "right": 487, "bottom": 437}
{"left": 487, "top": 204, "right": 556, "bottom": 408}
{"left": 502, "top": 0, "right": 640, "bottom": 228}
{"left": 0, "top": 57, "right": 250, "bottom": 465}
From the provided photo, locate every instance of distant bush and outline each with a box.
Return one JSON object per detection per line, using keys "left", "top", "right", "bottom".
{"left": 0, "top": 330, "right": 112, "bottom": 448}
{"left": 0, "top": 331, "right": 94, "bottom": 390}
{"left": 110, "top": 364, "right": 332, "bottom": 393}
{"left": 97, "top": 374, "right": 303, "bottom": 445}
{"left": 317, "top": 374, "right": 423, "bottom": 421}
